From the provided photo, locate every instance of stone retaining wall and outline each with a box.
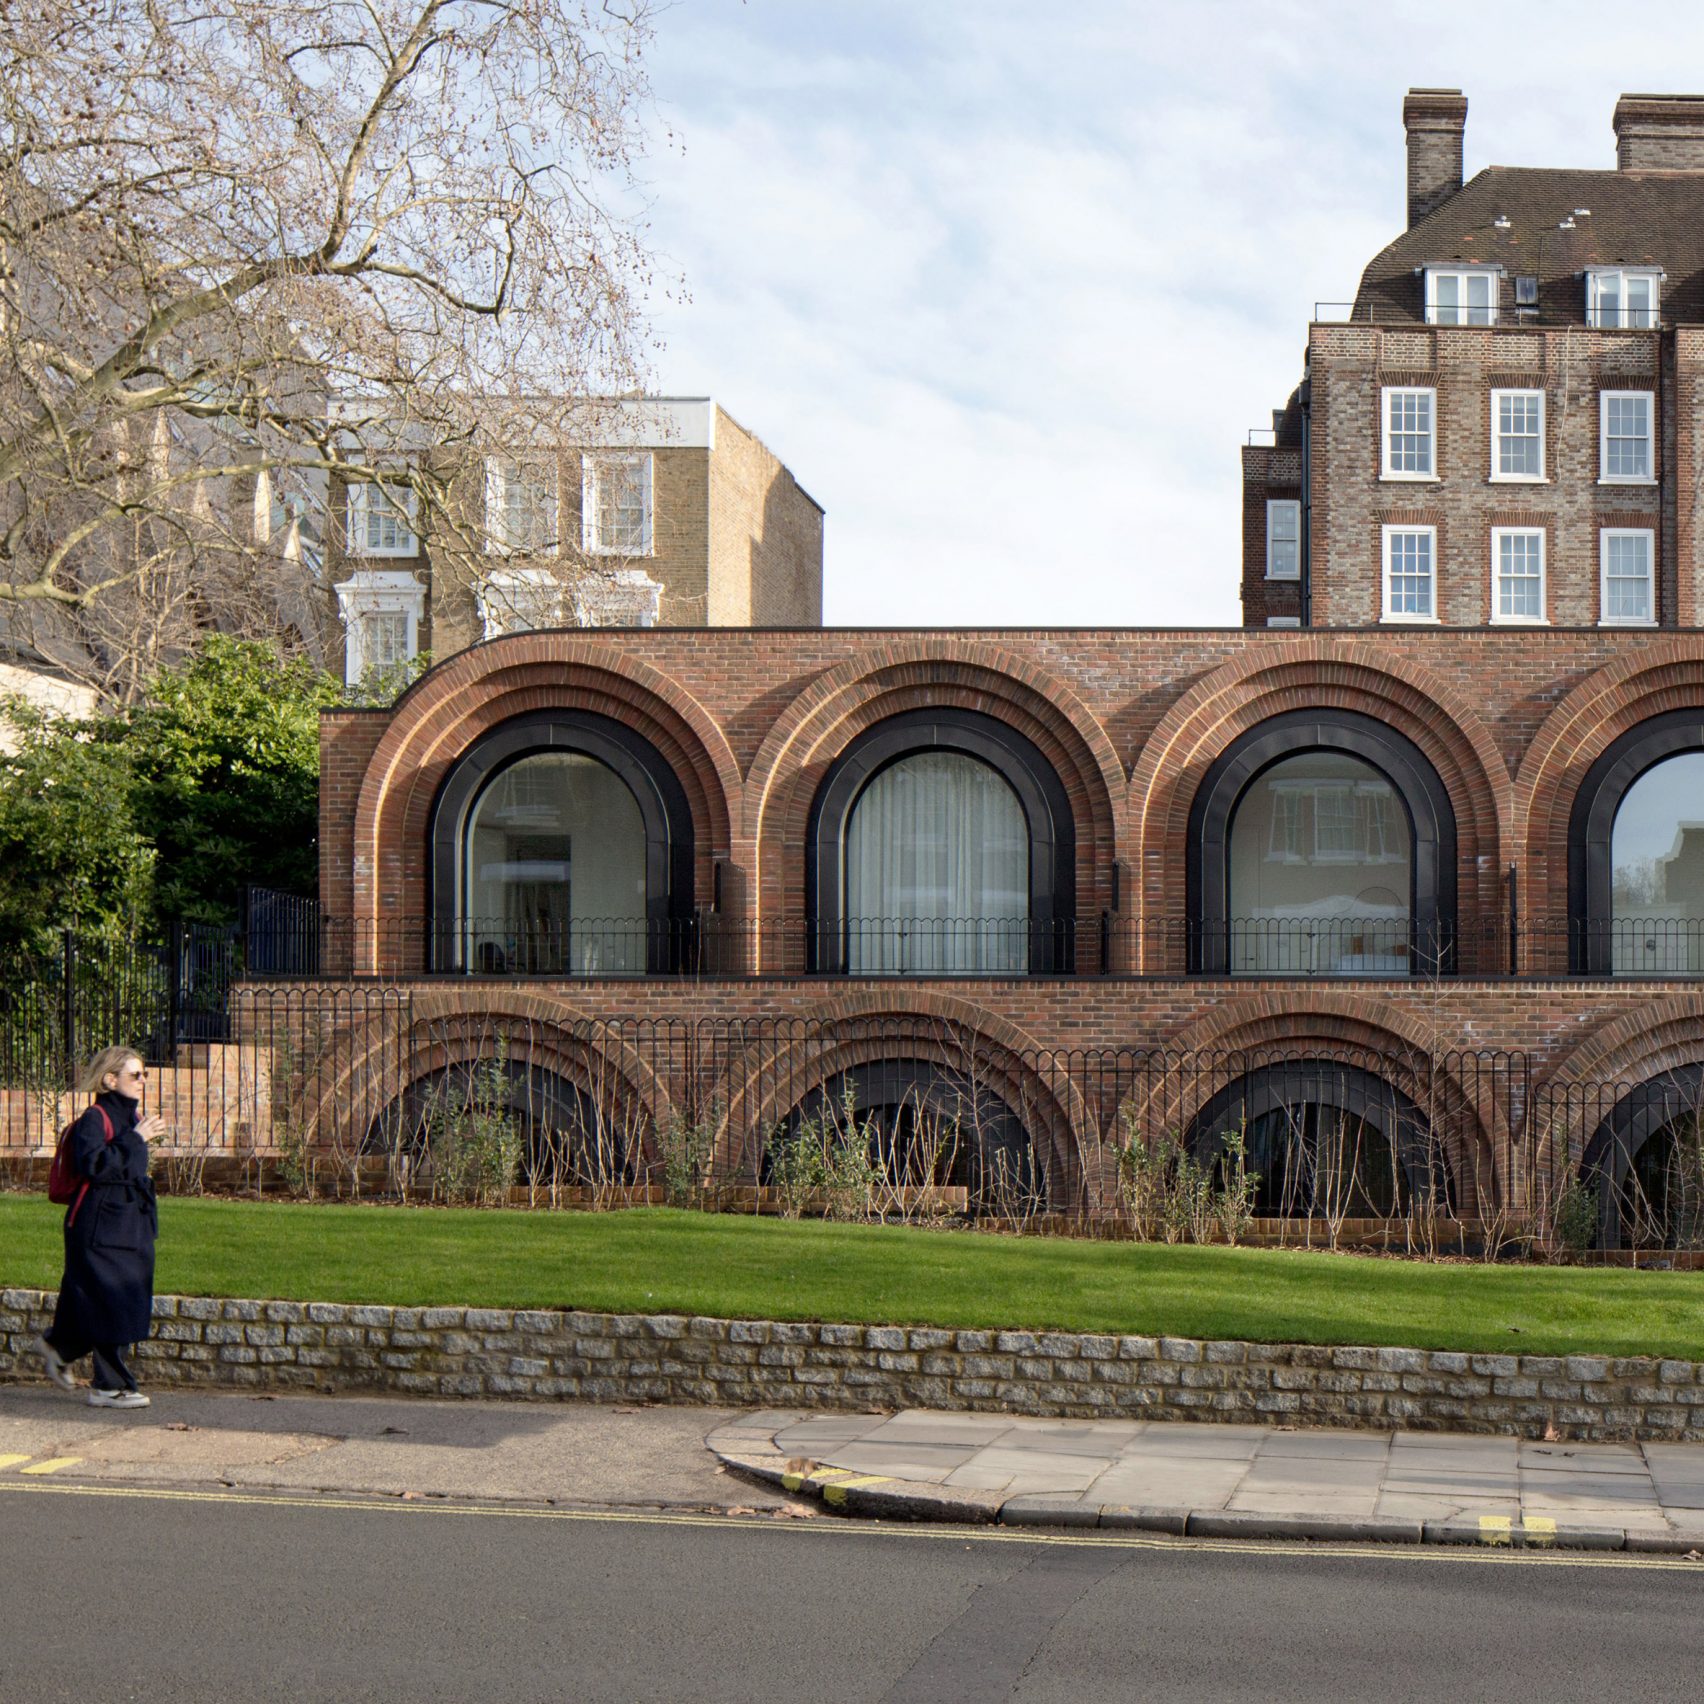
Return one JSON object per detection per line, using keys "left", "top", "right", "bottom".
{"left": 3, "top": 1289, "right": 1701, "bottom": 1442}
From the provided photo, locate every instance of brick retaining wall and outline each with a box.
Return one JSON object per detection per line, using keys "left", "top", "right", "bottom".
{"left": 3, "top": 1289, "right": 1700, "bottom": 1442}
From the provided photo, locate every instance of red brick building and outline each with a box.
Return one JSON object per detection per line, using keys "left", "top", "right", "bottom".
{"left": 1245, "top": 90, "right": 1704, "bottom": 632}
{"left": 294, "top": 92, "right": 1704, "bottom": 1248}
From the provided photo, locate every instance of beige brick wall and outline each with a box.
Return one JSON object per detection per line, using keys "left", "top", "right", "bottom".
{"left": 1308, "top": 324, "right": 1669, "bottom": 628}
{"left": 708, "top": 407, "right": 824, "bottom": 626}
{"left": 329, "top": 418, "right": 823, "bottom": 656}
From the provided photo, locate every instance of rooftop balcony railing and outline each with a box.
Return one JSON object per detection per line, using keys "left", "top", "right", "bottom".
{"left": 1312, "top": 300, "right": 1662, "bottom": 330}
{"left": 236, "top": 902, "right": 1704, "bottom": 982}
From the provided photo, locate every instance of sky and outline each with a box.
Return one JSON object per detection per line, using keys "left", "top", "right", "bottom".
{"left": 637, "top": 0, "right": 1704, "bottom": 628}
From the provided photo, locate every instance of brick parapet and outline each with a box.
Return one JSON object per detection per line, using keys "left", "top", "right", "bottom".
{"left": 3, "top": 1291, "right": 1697, "bottom": 1443}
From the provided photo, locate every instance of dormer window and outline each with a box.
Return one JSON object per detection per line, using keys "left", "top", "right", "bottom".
{"left": 1586, "top": 268, "right": 1662, "bottom": 329}
{"left": 1423, "top": 265, "right": 1500, "bottom": 326}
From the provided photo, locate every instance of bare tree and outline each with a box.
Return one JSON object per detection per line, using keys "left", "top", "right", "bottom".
{"left": 0, "top": 0, "right": 664, "bottom": 698}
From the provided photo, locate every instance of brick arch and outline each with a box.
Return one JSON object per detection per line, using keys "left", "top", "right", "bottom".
{"left": 1538, "top": 996, "right": 1704, "bottom": 1094}
{"left": 1128, "top": 643, "right": 1508, "bottom": 974}
{"left": 348, "top": 639, "right": 741, "bottom": 973}
{"left": 1514, "top": 642, "right": 1704, "bottom": 947}
{"left": 1527, "top": 998, "right": 1704, "bottom": 1184}
{"left": 1147, "top": 992, "right": 1505, "bottom": 1209}
{"left": 711, "top": 991, "right": 1097, "bottom": 1210}
{"left": 746, "top": 642, "right": 1124, "bottom": 968}
{"left": 293, "top": 988, "right": 672, "bottom": 1172}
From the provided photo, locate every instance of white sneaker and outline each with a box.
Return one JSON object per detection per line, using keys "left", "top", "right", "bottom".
{"left": 87, "top": 1388, "right": 149, "bottom": 1410}
{"left": 35, "top": 1336, "right": 75, "bottom": 1392}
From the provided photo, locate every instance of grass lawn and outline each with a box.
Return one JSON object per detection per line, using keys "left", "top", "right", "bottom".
{"left": 4, "top": 1192, "right": 1702, "bottom": 1359}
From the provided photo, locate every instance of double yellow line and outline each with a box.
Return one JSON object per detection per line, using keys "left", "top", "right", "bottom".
{"left": 1, "top": 1476, "right": 1696, "bottom": 1572}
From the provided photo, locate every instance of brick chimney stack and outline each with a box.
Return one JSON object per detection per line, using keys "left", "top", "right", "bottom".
{"left": 1613, "top": 94, "right": 1704, "bottom": 171}
{"left": 1403, "top": 88, "right": 1468, "bottom": 229}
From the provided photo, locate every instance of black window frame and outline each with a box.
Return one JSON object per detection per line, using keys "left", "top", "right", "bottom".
{"left": 1187, "top": 1060, "right": 1453, "bottom": 1215}
{"left": 1583, "top": 1064, "right": 1704, "bottom": 1250}
{"left": 1568, "top": 709, "right": 1704, "bottom": 975}
{"left": 428, "top": 710, "right": 695, "bottom": 975}
{"left": 776, "top": 1058, "right": 1044, "bottom": 1207}
{"left": 805, "top": 707, "right": 1075, "bottom": 975}
{"left": 1186, "top": 709, "right": 1457, "bottom": 977}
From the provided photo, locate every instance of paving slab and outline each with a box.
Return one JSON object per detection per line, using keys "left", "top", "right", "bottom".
{"left": 1240, "top": 1456, "right": 1387, "bottom": 1490}
{"left": 1085, "top": 1462, "right": 1250, "bottom": 1506}
{"left": 814, "top": 1441, "right": 978, "bottom": 1480}
{"left": 1258, "top": 1431, "right": 1391, "bottom": 1461}
{"left": 708, "top": 1408, "right": 1704, "bottom": 1553}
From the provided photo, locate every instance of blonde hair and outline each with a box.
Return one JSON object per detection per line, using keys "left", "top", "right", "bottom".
{"left": 78, "top": 1046, "right": 143, "bottom": 1096}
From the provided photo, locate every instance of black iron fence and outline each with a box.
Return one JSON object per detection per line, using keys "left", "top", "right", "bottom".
{"left": 2, "top": 983, "right": 1699, "bottom": 1252}
{"left": 0, "top": 921, "right": 241, "bottom": 1087}
{"left": 227, "top": 894, "right": 1704, "bottom": 981}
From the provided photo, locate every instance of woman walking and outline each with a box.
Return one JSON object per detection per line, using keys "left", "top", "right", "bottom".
{"left": 36, "top": 1047, "right": 161, "bottom": 1408}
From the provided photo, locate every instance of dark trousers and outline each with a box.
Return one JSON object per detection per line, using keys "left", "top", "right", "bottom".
{"left": 44, "top": 1325, "right": 136, "bottom": 1392}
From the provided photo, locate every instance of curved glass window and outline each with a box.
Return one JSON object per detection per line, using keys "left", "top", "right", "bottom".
{"left": 1584, "top": 1070, "right": 1704, "bottom": 1249}
{"left": 1187, "top": 1063, "right": 1452, "bottom": 1223}
{"left": 464, "top": 752, "right": 647, "bottom": 975}
{"left": 1227, "top": 752, "right": 1413, "bottom": 975}
{"left": 1618, "top": 1116, "right": 1704, "bottom": 1249}
{"left": 1609, "top": 752, "right": 1704, "bottom": 974}
{"left": 845, "top": 752, "right": 1029, "bottom": 974}
{"left": 772, "top": 1061, "right": 1044, "bottom": 1212}
{"left": 366, "top": 1060, "right": 640, "bottom": 1192}
{"left": 1238, "top": 1103, "right": 1405, "bottom": 1218}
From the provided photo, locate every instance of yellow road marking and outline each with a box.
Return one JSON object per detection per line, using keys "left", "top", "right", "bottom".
{"left": 0, "top": 1453, "right": 32, "bottom": 1471}
{"left": 1523, "top": 1516, "right": 1558, "bottom": 1547}
{"left": 19, "top": 1457, "right": 82, "bottom": 1476}
{"left": 782, "top": 1465, "right": 866, "bottom": 1492}
{"left": 823, "top": 1476, "right": 892, "bottom": 1506}
{"left": 1478, "top": 1515, "right": 1512, "bottom": 1546}
{"left": 0, "top": 1478, "right": 1696, "bottom": 1572}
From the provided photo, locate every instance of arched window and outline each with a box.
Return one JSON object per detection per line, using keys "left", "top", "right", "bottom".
{"left": 808, "top": 709, "right": 1075, "bottom": 975}
{"left": 431, "top": 711, "right": 694, "bottom": 974}
{"left": 1226, "top": 751, "right": 1413, "bottom": 975}
{"left": 366, "top": 1059, "right": 640, "bottom": 1190}
{"left": 773, "top": 1061, "right": 1044, "bottom": 1212}
{"left": 1571, "top": 713, "right": 1704, "bottom": 974}
{"left": 1188, "top": 711, "right": 1455, "bottom": 977}
{"left": 1583, "top": 1069, "right": 1704, "bottom": 1250}
{"left": 1188, "top": 1062, "right": 1451, "bottom": 1219}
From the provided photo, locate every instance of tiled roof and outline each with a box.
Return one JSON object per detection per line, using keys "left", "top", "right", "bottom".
{"left": 1351, "top": 167, "right": 1704, "bottom": 325}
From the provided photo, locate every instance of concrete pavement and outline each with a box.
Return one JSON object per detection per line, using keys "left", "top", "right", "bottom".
{"left": 0, "top": 1383, "right": 808, "bottom": 1515}
{"left": 710, "top": 1409, "right": 1704, "bottom": 1552}
{"left": 8, "top": 1378, "right": 1704, "bottom": 1553}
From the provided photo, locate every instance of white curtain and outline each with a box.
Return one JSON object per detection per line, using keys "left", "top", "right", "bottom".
{"left": 846, "top": 752, "right": 1029, "bottom": 973}
{"left": 465, "top": 753, "right": 647, "bottom": 974}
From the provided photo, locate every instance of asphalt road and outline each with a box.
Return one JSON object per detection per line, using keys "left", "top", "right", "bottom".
{"left": 4, "top": 1483, "right": 1701, "bottom": 1703}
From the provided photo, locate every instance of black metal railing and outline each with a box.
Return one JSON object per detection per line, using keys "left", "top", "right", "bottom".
{"left": 1, "top": 990, "right": 1695, "bottom": 1251}
{"left": 227, "top": 896, "right": 1704, "bottom": 983}
{"left": 1311, "top": 299, "right": 1662, "bottom": 331}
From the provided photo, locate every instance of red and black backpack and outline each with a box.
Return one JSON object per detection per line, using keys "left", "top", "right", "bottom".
{"left": 47, "top": 1104, "right": 115, "bottom": 1223}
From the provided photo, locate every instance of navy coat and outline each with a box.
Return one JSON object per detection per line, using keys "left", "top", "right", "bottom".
{"left": 57, "top": 1090, "right": 157, "bottom": 1344}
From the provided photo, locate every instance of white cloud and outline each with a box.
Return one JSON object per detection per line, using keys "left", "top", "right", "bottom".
{"left": 643, "top": 0, "right": 1704, "bottom": 625}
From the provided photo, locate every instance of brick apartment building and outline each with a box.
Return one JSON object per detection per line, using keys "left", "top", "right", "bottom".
{"left": 1245, "top": 90, "right": 1704, "bottom": 631}
{"left": 330, "top": 398, "right": 823, "bottom": 687}
{"left": 269, "top": 90, "right": 1704, "bottom": 1249}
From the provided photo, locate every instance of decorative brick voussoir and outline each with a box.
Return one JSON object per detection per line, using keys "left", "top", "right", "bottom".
{"left": 2, "top": 1291, "right": 1700, "bottom": 1441}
